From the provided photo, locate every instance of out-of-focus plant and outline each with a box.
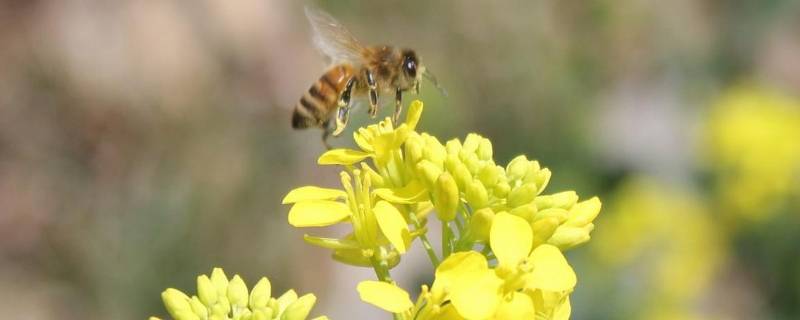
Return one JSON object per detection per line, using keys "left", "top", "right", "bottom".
{"left": 587, "top": 178, "right": 726, "bottom": 320}
{"left": 703, "top": 85, "right": 800, "bottom": 223}
{"left": 282, "top": 100, "right": 601, "bottom": 319}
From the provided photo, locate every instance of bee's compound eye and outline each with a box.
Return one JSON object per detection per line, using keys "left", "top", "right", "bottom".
{"left": 404, "top": 58, "right": 417, "bottom": 78}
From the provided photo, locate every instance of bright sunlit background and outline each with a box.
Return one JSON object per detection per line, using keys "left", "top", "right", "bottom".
{"left": 1, "top": 1, "right": 799, "bottom": 319}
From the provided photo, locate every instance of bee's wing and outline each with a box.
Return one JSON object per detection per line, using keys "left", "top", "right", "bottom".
{"left": 305, "top": 6, "right": 365, "bottom": 65}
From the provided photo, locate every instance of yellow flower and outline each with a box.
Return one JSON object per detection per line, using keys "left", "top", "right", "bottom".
{"left": 704, "top": 84, "right": 800, "bottom": 221}
{"left": 283, "top": 169, "right": 413, "bottom": 269}
{"left": 152, "top": 268, "right": 327, "bottom": 320}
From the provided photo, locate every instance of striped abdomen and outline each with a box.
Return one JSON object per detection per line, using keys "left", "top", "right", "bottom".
{"left": 292, "top": 64, "right": 356, "bottom": 129}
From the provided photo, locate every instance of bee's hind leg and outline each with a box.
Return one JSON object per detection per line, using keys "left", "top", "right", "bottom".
{"left": 333, "top": 77, "right": 356, "bottom": 137}
{"left": 364, "top": 69, "right": 378, "bottom": 118}
{"left": 322, "top": 120, "right": 333, "bottom": 150}
{"left": 393, "top": 88, "right": 403, "bottom": 125}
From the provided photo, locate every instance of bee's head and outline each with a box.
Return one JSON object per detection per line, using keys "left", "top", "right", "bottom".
{"left": 401, "top": 49, "right": 420, "bottom": 81}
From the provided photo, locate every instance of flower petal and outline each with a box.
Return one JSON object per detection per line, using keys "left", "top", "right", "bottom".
{"left": 491, "top": 212, "right": 533, "bottom": 266}
{"left": 288, "top": 201, "right": 351, "bottom": 227}
{"left": 435, "top": 251, "right": 489, "bottom": 289}
{"left": 373, "top": 201, "right": 411, "bottom": 254}
{"left": 357, "top": 281, "right": 413, "bottom": 313}
{"left": 282, "top": 186, "right": 346, "bottom": 204}
{"left": 494, "top": 292, "right": 535, "bottom": 320}
{"left": 449, "top": 271, "right": 503, "bottom": 320}
{"left": 527, "top": 244, "right": 576, "bottom": 291}
{"left": 373, "top": 180, "right": 428, "bottom": 204}
{"left": 318, "top": 149, "right": 371, "bottom": 165}
{"left": 405, "top": 100, "right": 424, "bottom": 130}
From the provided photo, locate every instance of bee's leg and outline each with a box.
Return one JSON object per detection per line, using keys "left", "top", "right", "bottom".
{"left": 364, "top": 69, "right": 378, "bottom": 118}
{"left": 414, "top": 80, "right": 420, "bottom": 95}
{"left": 322, "top": 120, "right": 333, "bottom": 150}
{"left": 334, "top": 77, "right": 356, "bottom": 136}
{"left": 393, "top": 88, "right": 403, "bottom": 125}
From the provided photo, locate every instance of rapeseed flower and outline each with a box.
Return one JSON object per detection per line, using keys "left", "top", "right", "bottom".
{"left": 151, "top": 268, "right": 326, "bottom": 320}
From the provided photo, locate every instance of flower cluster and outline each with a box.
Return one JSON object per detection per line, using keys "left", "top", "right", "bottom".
{"left": 151, "top": 268, "right": 326, "bottom": 320}
{"left": 284, "top": 100, "right": 601, "bottom": 319}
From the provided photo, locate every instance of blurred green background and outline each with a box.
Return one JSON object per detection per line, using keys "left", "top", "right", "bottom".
{"left": 1, "top": 0, "right": 799, "bottom": 319}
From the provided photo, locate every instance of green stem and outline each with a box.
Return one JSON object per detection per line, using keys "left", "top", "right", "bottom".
{"left": 408, "top": 212, "right": 440, "bottom": 267}
{"left": 442, "top": 222, "right": 452, "bottom": 258}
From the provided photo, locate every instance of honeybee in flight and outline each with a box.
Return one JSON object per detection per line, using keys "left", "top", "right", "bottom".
{"left": 292, "top": 6, "right": 444, "bottom": 148}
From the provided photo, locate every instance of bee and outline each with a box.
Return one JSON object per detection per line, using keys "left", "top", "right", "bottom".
{"left": 292, "top": 6, "right": 444, "bottom": 148}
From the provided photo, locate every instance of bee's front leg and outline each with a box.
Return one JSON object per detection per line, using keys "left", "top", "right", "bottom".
{"left": 393, "top": 88, "right": 403, "bottom": 125}
{"left": 364, "top": 69, "right": 378, "bottom": 118}
{"left": 333, "top": 77, "right": 356, "bottom": 137}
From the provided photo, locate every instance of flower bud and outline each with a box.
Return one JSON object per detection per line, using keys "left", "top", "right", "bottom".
{"left": 493, "top": 181, "right": 511, "bottom": 198}
{"left": 534, "top": 191, "right": 578, "bottom": 210}
{"left": 197, "top": 275, "right": 217, "bottom": 306}
{"left": 531, "top": 217, "right": 559, "bottom": 248}
{"left": 507, "top": 183, "right": 538, "bottom": 208}
{"left": 210, "top": 268, "right": 229, "bottom": 297}
{"left": 477, "top": 164, "right": 501, "bottom": 187}
{"left": 509, "top": 203, "right": 537, "bottom": 222}
{"left": 416, "top": 160, "right": 443, "bottom": 188}
{"left": 565, "top": 197, "right": 601, "bottom": 227}
{"left": 446, "top": 139, "right": 462, "bottom": 155}
{"left": 404, "top": 135, "right": 424, "bottom": 165}
{"left": 190, "top": 296, "right": 208, "bottom": 318}
{"left": 249, "top": 277, "right": 272, "bottom": 309}
{"left": 506, "top": 155, "right": 530, "bottom": 181}
{"left": 469, "top": 208, "right": 495, "bottom": 242}
{"left": 433, "top": 173, "right": 460, "bottom": 221}
{"left": 423, "top": 135, "right": 446, "bottom": 167}
{"left": 227, "top": 275, "right": 249, "bottom": 308}
{"left": 282, "top": 294, "right": 317, "bottom": 320}
{"left": 533, "top": 208, "right": 569, "bottom": 223}
{"left": 477, "top": 138, "right": 493, "bottom": 160}
{"left": 462, "top": 152, "right": 481, "bottom": 174}
{"left": 462, "top": 133, "right": 482, "bottom": 154}
{"left": 162, "top": 288, "right": 193, "bottom": 319}
{"left": 532, "top": 168, "right": 551, "bottom": 193}
{"left": 547, "top": 225, "right": 592, "bottom": 250}
{"left": 465, "top": 180, "right": 489, "bottom": 209}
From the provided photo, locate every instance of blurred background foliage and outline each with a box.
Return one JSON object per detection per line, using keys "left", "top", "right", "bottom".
{"left": 0, "top": 0, "right": 799, "bottom": 319}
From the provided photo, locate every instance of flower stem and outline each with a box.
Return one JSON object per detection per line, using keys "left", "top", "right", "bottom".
{"left": 442, "top": 222, "right": 452, "bottom": 258}
{"left": 408, "top": 211, "right": 440, "bottom": 267}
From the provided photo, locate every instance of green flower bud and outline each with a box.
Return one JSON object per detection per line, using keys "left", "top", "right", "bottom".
{"left": 445, "top": 155, "right": 472, "bottom": 190}
{"left": 533, "top": 208, "right": 569, "bottom": 223}
{"left": 162, "top": 288, "right": 193, "bottom": 319}
{"left": 404, "top": 135, "right": 424, "bottom": 165}
{"left": 462, "top": 133, "right": 482, "bottom": 154}
{"left": 506, "top": 155, "right": 530, "bottom": 181}
{"left": 476, "top": 138, "right": 493, "bottom": 160}
{"left": 509, "top": 203, "right": 537, "bottom": 222}
{"left": 469, "top": 208, "right": 495, "bottom": 242}
{"left": 281, "top": 294, "right": 317, "bottom": 320}
{"left": 252, "top": 309, "right": 270, "bottom": 320}
{"left": 197, "top": 275, "right": 217, "bottom": 306}
{"left": 433, "top": 173, "right": 460, "bottom": 221}
{"left": 445, "top": 138, "right": 462, "bottom": 155}
{"left": 416, "top": 160, "right": 443, "bottom": 188}
{"left": 250, "top": 277, "right": 272, "bottom": 309}
{"left": 565, "top": 197, "right": 601, "bottom": 227}
{"left": 210, "top": 268, "right": 229, "bottom": 297}
{"left": 211, "top": 297, "right": 231, "bottom": 317}
{"left": 477, "top": 164, "right": 501, "bottom": 188}
{"left": 190, "top": 296, "right": 208, "bottom": 318}
{"left": 507, "top": 183, "right": 538, "bottom": 208}
{"left": 462, "top": 152, "right": 481, "bottom": 174}
{"left": 531, "top": 217, "right": 559, "bottom": 248}
{"left": 493, "top": 181, "right": 511, "bottom": 198}
{"left": 547, "top": 225, "right": 593, "bottom": 250}
{"left": 534, "top": 191, "right": 578, "bottom": 210}
{"left": 532, "top": 168, "right": 551, "bottom": 193}
{"left": 465, "top": 179, "right": 489, "bottom": 209}
{"left": 228, "top": 275, "right": 249, "bottom": 308}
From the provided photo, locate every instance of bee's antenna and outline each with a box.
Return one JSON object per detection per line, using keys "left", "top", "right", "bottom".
{"left": 423, "top": 68, "right": 448, "bottom": 97}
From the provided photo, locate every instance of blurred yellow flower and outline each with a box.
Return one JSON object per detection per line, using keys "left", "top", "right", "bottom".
{"left": 704, "top": 85, "right": 800, "bottom": 221}
{"left": 152, "top": 268, "right": 327, "bottom": 320}
{"left": 591, "top": 178, "right": 725, "bottom": 319}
